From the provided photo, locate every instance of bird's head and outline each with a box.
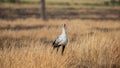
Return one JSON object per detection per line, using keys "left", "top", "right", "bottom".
{"left": 63, "top": 24, "right": 66, "bottom": 28}
{"left": 61, "top": 24, "right": 67, "bottom": 34}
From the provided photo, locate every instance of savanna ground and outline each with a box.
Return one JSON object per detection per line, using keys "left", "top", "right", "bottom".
{"left": 0, "top": 0, "right": 120, "bottom": 68}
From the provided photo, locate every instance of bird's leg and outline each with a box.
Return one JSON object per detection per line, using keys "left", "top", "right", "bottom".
{"left": 56, "top": 46, "right": 60, "bottom": 53}
{"left": 62, "top": 45, "right": 66, "bottom": 55}
{"left": 51, "top": 46, "right": 55, "bottom": 54}
{"left": 53, "top": 46, "right": 55, "bottom": 50}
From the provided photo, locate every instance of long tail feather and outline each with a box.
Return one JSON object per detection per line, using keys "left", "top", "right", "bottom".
{"left": 52, "top": 40, "right": 55, "bottom": 46}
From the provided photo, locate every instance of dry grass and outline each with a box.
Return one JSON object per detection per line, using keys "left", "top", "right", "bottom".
{"left": 0, "top": 3, "right": 120, "bottom": 68}
{"left": 0, "top": 18, "right": 120, "bottom": 68}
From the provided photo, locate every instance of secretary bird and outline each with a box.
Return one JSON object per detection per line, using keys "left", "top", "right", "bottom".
{"left": 52, "top": 24, "right": 68, "bottom": 55}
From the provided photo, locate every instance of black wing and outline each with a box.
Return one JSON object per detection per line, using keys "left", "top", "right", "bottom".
{"left": 52, "top": 36, "right": 59, "bottom": 46}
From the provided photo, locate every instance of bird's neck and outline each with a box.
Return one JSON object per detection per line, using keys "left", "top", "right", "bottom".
{"left": 61, "top": 27, "right": 66, "bottom": 35}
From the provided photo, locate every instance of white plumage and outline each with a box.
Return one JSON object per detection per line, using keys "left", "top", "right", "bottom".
{"left": 52, "top": 24, "right": 68, "bottom": 55}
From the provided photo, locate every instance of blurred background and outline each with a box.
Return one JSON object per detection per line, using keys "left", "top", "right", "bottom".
{"left": 0, "top": 0, "right": 120, "bottom": 20}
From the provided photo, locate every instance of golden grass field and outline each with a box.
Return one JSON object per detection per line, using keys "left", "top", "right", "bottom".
{"left": 0, "top": 3, "right": 120, "bottom": 68}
